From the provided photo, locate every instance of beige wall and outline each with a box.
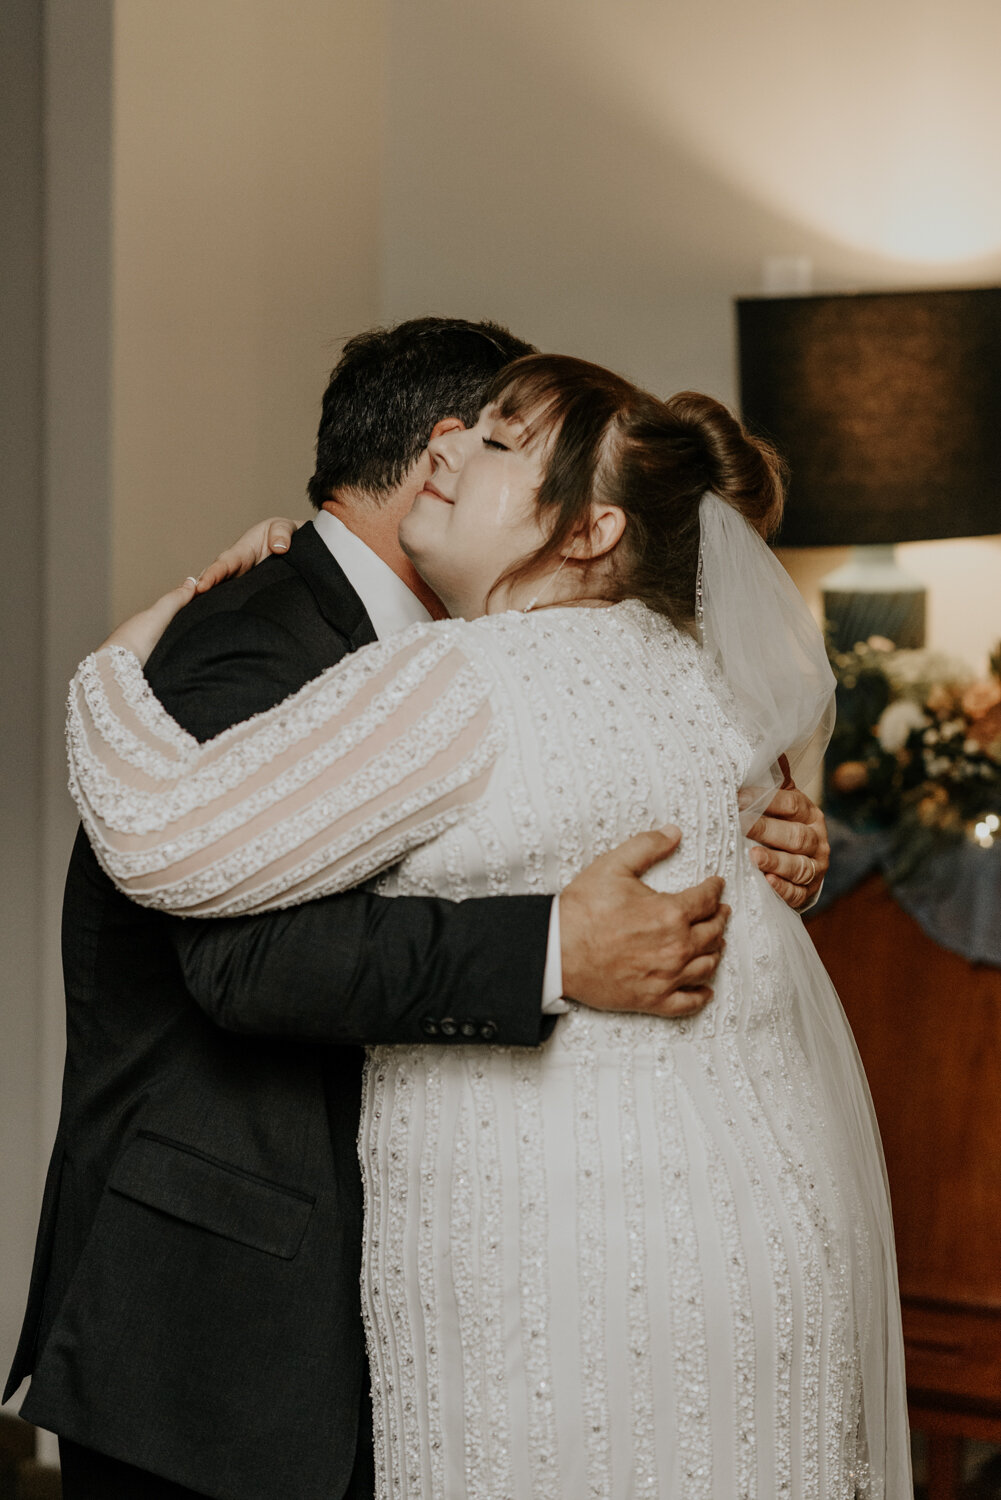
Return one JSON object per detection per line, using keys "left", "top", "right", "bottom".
{"left": 1, "top": 0, "right": 116, "bottom": 1414}
{"left": 1, "top": 0, "right": 47, "bottom": 1393}
{"left": 1, "top": 0, "right": 385, "bottom": 1405}
{"left": 384, "top": 0, "right": 1001, "bottom": 393}
{"left": 383, "top": 0, "right": 1001, "bottom": 667}
{"left": 111, "top": 0, "right": 385, "bottom": 622}
{"left": 4, "top": 0, "right": 1001, "bottom": 1415}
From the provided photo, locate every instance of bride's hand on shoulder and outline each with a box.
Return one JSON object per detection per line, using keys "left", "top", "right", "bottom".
{"left": 194, "top": 516, "right": 299, "bottom": 591}
{"left": 102, "top": 577, "right": 200, "bottom": 665}
{"left": 98, "top": 516, "right": 299, "bottom": 665}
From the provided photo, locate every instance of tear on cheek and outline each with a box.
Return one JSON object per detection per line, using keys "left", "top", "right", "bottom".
{"left": 494, "top": 484, "right": 512, "bottom": 526}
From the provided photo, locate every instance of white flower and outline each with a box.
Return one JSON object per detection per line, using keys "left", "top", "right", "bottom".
{"left": 883, "top": 649, "right": 973, "bottom": 699}
{"left": 876, "top": 698, "right": 929, "bottom": 753}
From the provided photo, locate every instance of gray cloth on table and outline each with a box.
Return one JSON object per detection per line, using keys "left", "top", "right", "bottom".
{"left": 811, "top": 818, "right": 1001, "bottom": 969}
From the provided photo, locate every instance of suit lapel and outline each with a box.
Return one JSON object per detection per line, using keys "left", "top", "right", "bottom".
{"left": 283, "top": 520, "right": 379, "bottom": 651}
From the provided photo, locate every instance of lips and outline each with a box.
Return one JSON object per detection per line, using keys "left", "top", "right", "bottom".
{"left": 420, "top": 480, "right": 453, "bottom": 504}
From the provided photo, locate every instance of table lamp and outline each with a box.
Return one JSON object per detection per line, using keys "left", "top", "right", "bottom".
{"left": 737, "top": 287, "right": 1001, "bottom": 650}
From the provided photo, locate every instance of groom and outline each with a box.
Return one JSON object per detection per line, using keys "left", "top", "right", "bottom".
{"left": 6, "top": 317, "right": 829, "bottom": 1500}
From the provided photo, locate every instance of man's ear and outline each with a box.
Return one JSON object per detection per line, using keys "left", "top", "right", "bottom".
{"left": 429, "top": 416, "right": 466, "bottom": 441}
{"left": 566, "top": 504, "right": 626, "bottom": 560}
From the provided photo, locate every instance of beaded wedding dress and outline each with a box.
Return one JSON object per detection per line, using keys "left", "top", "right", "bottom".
{"left": 67, "top": 598, "right": 910, "bottom": 1500}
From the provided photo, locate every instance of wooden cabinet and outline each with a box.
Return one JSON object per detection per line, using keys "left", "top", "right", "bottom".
{"left": 806, "top": 875, "right": 1001, "bottom": 1500}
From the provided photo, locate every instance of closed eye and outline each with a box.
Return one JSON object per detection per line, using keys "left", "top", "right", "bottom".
{"left": 483, "top": 437, "right": 511, "bottom": 452}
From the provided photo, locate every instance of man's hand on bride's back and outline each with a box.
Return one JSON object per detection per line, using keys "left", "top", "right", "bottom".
{"left": 559, "top": 827, "right": 729, "bottom": 1019}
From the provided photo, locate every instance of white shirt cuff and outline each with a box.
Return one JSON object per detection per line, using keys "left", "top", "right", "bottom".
{"left": 541, "top": 897, "right": 570, "bottom": 1015}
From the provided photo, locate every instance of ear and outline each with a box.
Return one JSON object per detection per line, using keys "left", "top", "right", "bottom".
{"left": 565, "top": 504, "right": 626, "bottom": 561}
{"left": 429, "top": 416, "right": 466, "bottom": 441}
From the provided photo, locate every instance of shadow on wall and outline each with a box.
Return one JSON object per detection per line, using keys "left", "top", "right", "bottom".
{"left": 384, "top": 0, "right": 1001, "bottom": 669}
{"left": 383, "top": 0, "right": 1001, "bottom": 404}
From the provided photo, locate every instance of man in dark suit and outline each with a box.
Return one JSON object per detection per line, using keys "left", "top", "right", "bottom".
{"left": 6, "top": 318, "right": 829, "bottom": 1500}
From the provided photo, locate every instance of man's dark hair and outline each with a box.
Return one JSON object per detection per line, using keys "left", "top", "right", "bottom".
{"left": 307, "top": 317, "right": 536, "bottom": 507}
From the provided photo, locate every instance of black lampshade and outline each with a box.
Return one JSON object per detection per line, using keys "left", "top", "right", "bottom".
{"left": 737, "top": 287, "right": 1001, "bottom": 547}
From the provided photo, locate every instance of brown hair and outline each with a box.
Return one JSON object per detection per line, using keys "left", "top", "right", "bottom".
{"left": 484, "top": 354, "right": 786, "bottom": 628}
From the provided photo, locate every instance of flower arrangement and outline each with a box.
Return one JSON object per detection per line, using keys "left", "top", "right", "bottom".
{"left": 826, "top": 636, "right": 1001, "bottom": 877}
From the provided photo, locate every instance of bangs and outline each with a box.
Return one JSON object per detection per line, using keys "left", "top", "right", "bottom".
{"left": 485, "top": 359, "right": 574, "bottom": 451}
{"left": 483, "top": 353, "right": 637, "bottom": 455}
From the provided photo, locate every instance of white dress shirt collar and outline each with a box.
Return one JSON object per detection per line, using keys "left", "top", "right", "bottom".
{"left": 311, "top": 510, "right": 432, "bottom": 640}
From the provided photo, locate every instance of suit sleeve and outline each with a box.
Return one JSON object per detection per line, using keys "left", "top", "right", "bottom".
{"left": 145, "top": 606, "right": 555, "bottom": 1047}
{"left": 167, "top": 890, "right": 554, "bottom": 1047}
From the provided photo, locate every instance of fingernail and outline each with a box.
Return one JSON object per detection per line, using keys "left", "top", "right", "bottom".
{"left": 659, "top": 823, "right": 681, "bottom": 839}
{"left": 737, "top": 790, "right": 751, "bottom": 809}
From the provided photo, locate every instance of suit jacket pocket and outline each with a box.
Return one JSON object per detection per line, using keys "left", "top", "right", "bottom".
{"left": 108, "top": 1131, "right": 314, "bottom": 1259}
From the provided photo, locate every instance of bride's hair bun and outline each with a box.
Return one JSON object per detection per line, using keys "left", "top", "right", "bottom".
{"left": 662, "top": 391, "right": 786, "bottom": 540}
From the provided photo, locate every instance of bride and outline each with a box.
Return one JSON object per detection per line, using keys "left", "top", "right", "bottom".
{"left": 66, "top": 354, "right": 910, "bottom": 1498}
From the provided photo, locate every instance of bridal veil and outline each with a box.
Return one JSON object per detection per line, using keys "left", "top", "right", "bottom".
{"left": 697, "top": 491, "right": 911, "bottom": 1496}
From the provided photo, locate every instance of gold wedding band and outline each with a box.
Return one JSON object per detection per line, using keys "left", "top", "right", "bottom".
{"left": 804, "top": 856, "right": 817, "bottom": 885}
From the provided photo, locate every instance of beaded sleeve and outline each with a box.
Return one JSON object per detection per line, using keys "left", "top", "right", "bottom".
{"left": 66, "top": 629, "right": 503, "bottom": 916}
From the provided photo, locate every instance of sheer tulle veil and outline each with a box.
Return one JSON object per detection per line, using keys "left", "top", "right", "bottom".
{"left": 697, "top": 492, "right": 912, "bottom": 1496}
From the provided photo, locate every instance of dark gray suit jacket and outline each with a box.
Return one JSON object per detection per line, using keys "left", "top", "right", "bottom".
{"left": 6, "top": 523, "right": 553, "bottom": 1500}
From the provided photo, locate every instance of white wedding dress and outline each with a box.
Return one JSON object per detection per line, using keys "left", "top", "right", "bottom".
{"left": 67, "top": 599, "right": 910, "bottom": 1500}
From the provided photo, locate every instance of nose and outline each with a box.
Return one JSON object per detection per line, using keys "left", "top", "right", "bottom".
{"left": 427, "top": 425, "right": 464, "bottom": 472}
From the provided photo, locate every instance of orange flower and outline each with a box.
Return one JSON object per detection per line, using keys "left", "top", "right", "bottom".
{"left": 961, "top": 679, "right": 1001, "bottom": 720}
{"left": 831, "top": 760, "right": 869, "bottom": 793}
{"left": 964, "top": 702, "right": 1001, "bottom": 751}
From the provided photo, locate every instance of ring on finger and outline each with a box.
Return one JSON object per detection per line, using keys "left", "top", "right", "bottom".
{"left": 803, "top": 855, "right": 817, "bottom": 885}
